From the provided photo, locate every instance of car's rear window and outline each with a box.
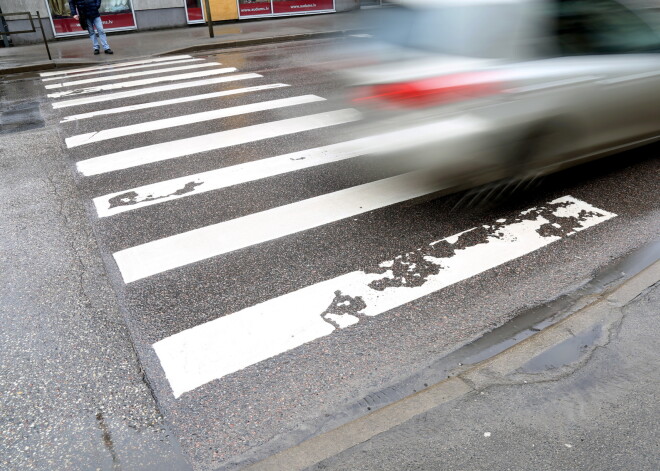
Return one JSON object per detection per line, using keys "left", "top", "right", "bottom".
{"left": 551, "top": 0, "right": 660, "bottom": 54}
{"left": 371, "top": 3, "right": 524, "bottom": 59}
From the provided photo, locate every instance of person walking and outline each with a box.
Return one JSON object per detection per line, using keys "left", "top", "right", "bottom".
{"left": 69, "top": 0, "right": 113, "bottom": 55}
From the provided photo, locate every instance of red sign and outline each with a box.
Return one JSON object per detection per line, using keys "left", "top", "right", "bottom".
{"left": 272, "top": 0, "right": 333, "bottom": 14}
{"left": 187, "top": 7, "right": 204, "bottom": 22}
{"left": 52, "top": 13, "right": 136, "bottom": 35}
{"left": 239, "top": 2, "right": 273, "bottom": 16}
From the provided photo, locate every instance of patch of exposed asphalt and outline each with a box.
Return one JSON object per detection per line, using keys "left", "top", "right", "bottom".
{"left": 363, "top": 200, "right": 603, "bottom": 292}
{"left": 107, "top": 181, "right": 203, "bottom": 209}
{"left": 322, "top": 290, "right": 369, "bottom": 329}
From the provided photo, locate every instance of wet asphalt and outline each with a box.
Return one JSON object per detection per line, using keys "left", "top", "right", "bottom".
{"left": 1, "top": 38, "right": 659, "bottom": 470}
{"left": 0, "top": 79, "right": 189, "bottom": 470}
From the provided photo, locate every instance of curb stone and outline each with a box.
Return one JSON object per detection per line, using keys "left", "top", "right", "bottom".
{"left": 244, "top": 259, "right": 660, "bottom": 471}
{"left": 0, "top": 61, "right": 96, "bottom": 77}
{"left": 161, "top": 29, "right": 366, "bottom": 55}
{"left": 0, "top": 29, "right": 365, "bottom": 77}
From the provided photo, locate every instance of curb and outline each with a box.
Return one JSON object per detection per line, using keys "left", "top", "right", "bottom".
{"left": 244, "top": 259, "right": 660, "bottom": 471}
{"left": 0, "top": 29, "right": 364, "bottom": 77}
{"left": 0, "top": 61, "right": 96, "bottom": 77}
{"left": 161, "top": 29, "right": 365, "bottom": 55}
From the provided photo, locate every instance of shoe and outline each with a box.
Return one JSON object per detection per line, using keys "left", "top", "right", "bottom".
{"left": 93, "top": 49, "right": 100, "bottom": 55}
{"left": 104, "top": 49, "right": 113, "bottom": 54}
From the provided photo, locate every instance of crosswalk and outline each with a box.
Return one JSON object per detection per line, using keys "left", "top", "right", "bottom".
{"left": 65, "top": 95, "right": 328, "bottom": 147}
{"left": 154, "top": 195, "right": 615, "bottom": 397}
{"left": 74, "top": 109, "right": 361, "bottom": 175}
{"left": 42, "top": 54, "right": 617, "bottom": 399}
{"left": 59, "top": 83, "right": 291, "bottom": 122}
{"left": 51, "top": 73, "right": 263, "bottom": 108}
{"left": 44, "top": 61, "right": 221, "bottom": 89}
{"left": 47, "top": 67, "right": 239, "bottom": 99}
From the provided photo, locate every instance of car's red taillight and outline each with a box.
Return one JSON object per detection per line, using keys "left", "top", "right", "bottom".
{"left": 352, "top": 72, "right": 501, "bottom": 108}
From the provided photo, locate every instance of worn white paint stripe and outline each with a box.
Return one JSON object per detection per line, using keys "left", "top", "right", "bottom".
{"left": 94, "top": 137, "right": 382, "bottom": 217}
{"left": 39, "top": 55, "right": 194, "bottom": 77}
{"left": 76, "top": 109, "right": 361, "bottom": 176}
{"left": 52, "top": 73, "right": 262, "bottom": 109}
{"left": 45, "top": 62, "right": 222, "bottom": 89}
{"left": 47, "top": 67, "right": 238, "bottom": 99}
{"left": 90, "top": 114, "right": 481, "bottom": 217}
{"left": 152, "top": 196, "right": 616, "bottom": 397}
{"left": 60, "top": 83, "right": 290, "bottom": 122}
{"left": 113, "top": 170, "right": 447, "bottom": 283}
{"left": 42, "top": 58, "right": 203, "bottom": 82}
{"left": 65, "top": 95, "right": 326, "bottom": 148}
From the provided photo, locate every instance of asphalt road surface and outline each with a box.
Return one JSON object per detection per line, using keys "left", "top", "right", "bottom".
{"left": 1, "top": 38, "right": 658, "bottom": 470}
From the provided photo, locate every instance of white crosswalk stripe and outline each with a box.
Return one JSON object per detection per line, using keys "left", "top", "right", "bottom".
{"left": 41, "top": 58, "right": 204, "bottom": 82}
{"left": 65, "top": 95, "right": 327, "bottom": 148}
{"left": 92, "top": 137, "right": 381, "bottom": 217}
{"left": 47, "top": 67, "right": 238, "bottom": 99}
{"left": 45, "top": 62, "right": 223, "bottom": 89}
{"left": 52, "top": 73, "right": 262, "bottom": 108}
{"left": 60, "top": 83, "right": 290, "bottom": 122}
{"left": 113, "top": 170, "right": 448, "bottom": 283}
{"left": 39, "top": 55, "right": 194, "bottom": 77}
{"left": 87, "top": 115, "right": 485, "bottom": 215}
{"left": 75, "top": 109, "right": 361, "bottom": 175}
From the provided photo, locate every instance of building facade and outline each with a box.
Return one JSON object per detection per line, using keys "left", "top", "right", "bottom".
{"left": 1, "top": 0, "right": 358, "bottom": 44}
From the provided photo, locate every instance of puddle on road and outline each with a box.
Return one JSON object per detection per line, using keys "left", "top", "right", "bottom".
{"left": 0, "top": 100, "right": 45, "bottom": 134}
{"left": 519, "top": 325, "right": 603, "bottom": 373}
{"left": 452, "top": 240, "right": 660, "bottom": 369}
{"left": 0, "top": 77, "right": 49, "bottom": 135}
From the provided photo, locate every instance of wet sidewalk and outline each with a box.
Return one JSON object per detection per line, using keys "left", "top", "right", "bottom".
{"left": 0, "top": 10, "right": 368, "bottom": 76}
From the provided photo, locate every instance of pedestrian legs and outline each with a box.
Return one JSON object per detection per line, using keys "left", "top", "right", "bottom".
{"left": 87, "top": 16, "right": 110, "bottom": 51}
{"left": 87, "top": 18, "right": 99, "bottom": 50}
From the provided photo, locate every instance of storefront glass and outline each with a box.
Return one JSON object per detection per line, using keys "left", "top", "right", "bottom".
{"left": 46, "top": 0, "right": 136, "bottom": 36}
{"left": 238, "top": 0, "right": 333, "bottom": 18}
{"left": 185, "top": 0, "right": 206, "bottom": 23}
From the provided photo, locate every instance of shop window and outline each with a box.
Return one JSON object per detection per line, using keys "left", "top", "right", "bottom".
{"left": 46, "top": 0, "right": 136, "bottom": 36}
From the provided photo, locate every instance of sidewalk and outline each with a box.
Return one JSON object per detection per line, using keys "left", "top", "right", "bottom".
{"left": 247, "top": 252, "right": 660, "bottom": 471}
{"left": 0, "top": 10, "right": 368, "bottom": 76}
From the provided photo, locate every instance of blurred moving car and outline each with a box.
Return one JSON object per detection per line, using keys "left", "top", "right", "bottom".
{"left": 340, "top": 0, "right": 660, "bottom": 184}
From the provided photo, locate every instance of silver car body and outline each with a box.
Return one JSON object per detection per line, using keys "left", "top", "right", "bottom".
{"left": 340, "top": 0, "right": 660, "bottom": 182}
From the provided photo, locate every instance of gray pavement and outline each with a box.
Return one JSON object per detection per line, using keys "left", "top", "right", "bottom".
{"left": 1, "top": 39, "right": 659, "bottom": 471}
{"left": 0, "top": 11, "right": 368, "bottom": 75}
{"left": 304, "top": 265, "right": 660, "bottom": 471}
{"left": 0, "top": 83, "right": 190, "bottom": 469}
